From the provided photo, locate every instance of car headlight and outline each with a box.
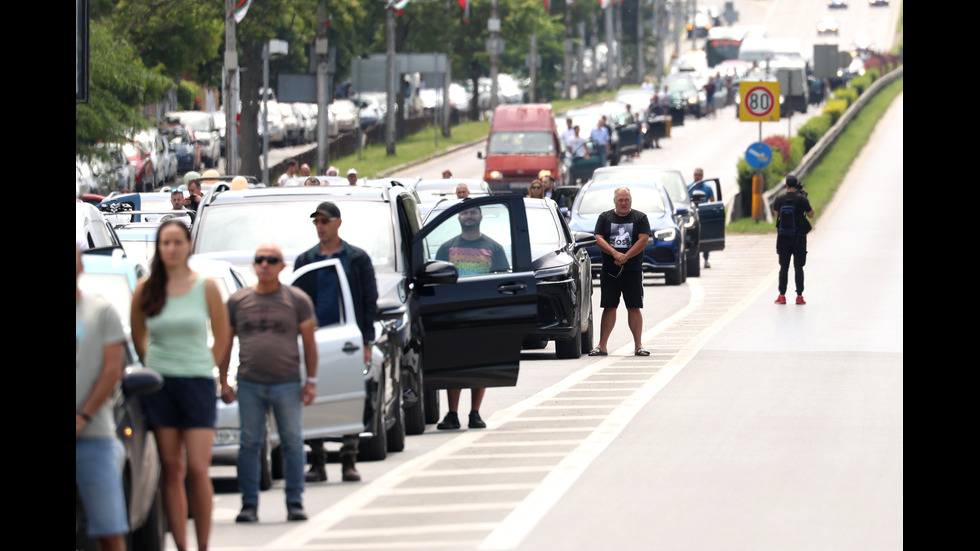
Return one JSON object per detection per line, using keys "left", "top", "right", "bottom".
{"left": 654, "top": 228, "right": 676, "bottom": 241}
{"left": 488, "top": 170, "right": 502, "bottom": 180}
{"left": 683, "top": 215, "right": 696, "bottom": 229}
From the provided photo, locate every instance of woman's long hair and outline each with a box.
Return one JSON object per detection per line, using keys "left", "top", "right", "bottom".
{"left": 139, "top": 220, "right": 192, "bottom": 317}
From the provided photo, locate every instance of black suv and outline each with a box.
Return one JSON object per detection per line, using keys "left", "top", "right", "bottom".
{"left": 191, "top": 182, "right": 540, "bottom": 438}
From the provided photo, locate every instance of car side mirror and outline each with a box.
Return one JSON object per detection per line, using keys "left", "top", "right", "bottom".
{"left": 122, "top": 367, "right": 164, "bottom": 398}
{"left": 675, "top": 205, "right": 690, "bottom": 217}
{"left": 476, "top": 151, "right": 483, "bottom": 159}
{"left": 572, "top": 231, "right": 597, "bottom": 250}
{"left": 690, "top": 189, "right": 707, "bottom": 204}
{"left": 416, "top": 260, "right": 458, "bottom": 286}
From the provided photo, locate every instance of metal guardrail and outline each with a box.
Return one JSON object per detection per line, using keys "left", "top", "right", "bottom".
{"left": 756, "top": 65, "right": 904, "bottom": 223}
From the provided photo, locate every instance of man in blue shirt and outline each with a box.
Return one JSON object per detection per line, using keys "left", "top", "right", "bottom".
{"left": 589, "top": 116, "right": 611, "bottom": 167}
{"left": 293, "top": 201, "right": 378, "bottom": 484}
{"left": 688, "top": 168, "right": 714, "bottom": 269}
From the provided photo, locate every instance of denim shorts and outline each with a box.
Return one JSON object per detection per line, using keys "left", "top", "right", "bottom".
{"left": 76, "top": 437, "right": 128, "bottom": 537}
{"left": 142, "top": 376, "right": 216, "bottom": 429}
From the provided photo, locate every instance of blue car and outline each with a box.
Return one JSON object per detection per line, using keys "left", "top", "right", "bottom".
{"left": 567, "top": 167, "right": 691, "bottom": 285}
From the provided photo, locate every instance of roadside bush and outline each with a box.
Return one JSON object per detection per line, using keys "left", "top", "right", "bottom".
{"left": 789, "top": 136, "right": 804, "bottom": 170}
{"left": 798, "top": 114, "right": 832, "bottom": 152}
{"left": 850, "top": 74, "right": 871, "bottom": 95}
{"left": 823, "top": 99, "right": 849, "bottom": 125}
{"left": 834, "top": 87, "right": 858, "bottom": 107}
{"left": 763, "top": 135, "right": 791, "bottom": 171}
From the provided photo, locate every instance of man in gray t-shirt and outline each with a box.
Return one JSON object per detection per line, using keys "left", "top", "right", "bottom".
{"left": 220, "top": 243, "right": 318, "bottom": 523}
{"left": 76, "top": 245, "right": 128, "bottom": 547}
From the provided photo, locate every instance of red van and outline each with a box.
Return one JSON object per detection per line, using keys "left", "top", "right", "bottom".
{"left": 478, "top": 104, "right": 563, "bottom": 194}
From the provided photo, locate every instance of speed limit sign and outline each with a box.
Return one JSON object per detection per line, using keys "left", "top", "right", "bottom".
{"left": 739, "top": 81, "right": 780, "bottom": 122}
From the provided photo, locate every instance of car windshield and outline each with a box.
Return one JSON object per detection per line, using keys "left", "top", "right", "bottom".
{"left": 195, "top": 200, "right": 396, "bottom": 271}
{"left": 487, "top": 131, "right": 556, "bottom": 155}
{"left": 576, "top": 185, "right": 667, "bottom": 217}
{"left": 176, "top": 113, "right": 211, "bottom": 132}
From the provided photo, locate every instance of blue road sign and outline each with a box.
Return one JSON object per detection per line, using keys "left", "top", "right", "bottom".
{"left": 745, "top": 142, "right": 773, "bottom": 170}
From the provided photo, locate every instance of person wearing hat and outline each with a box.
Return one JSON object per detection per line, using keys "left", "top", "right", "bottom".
{"left": 346, "top": 168, "right": 358, "bottom": 186}
{"left": 326, "top": 166, "right": 339, "bottom": 177}
{"left": 292, "top": 202, "right": 378, "bottom": 483}
{"left": 772, "top": 175, "right": 814, "bottom": 305}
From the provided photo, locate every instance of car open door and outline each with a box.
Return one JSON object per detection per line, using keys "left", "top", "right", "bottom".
{"left": 409, "top": 195, "right": 538, "bottom": 390}
{"left": 690, "top": 177, "right": 725, "bottom": 252}
{"left": 289, "top": 259, "right": 367, "bottom": 438}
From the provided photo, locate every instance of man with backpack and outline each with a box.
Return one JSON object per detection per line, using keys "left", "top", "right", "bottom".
{"left": 772, "top": 175, "right": 814, "bottom": 305}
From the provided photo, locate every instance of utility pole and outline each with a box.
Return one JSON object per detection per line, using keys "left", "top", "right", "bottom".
{"left": 443, "top": 0, "right": 452, "bottom": 137}
{"left": 223, "top": 0, "right": 239, "bottom": 175}
{"left": 614, "top": 0, "right": 623, "bottom": 88}
{"left": 386, "top": 5, "right": 396, "bottom": 155}
{"left": 529, "top": 32, "right": 538, "bottom": 103}
{"left": 604, "top": 1, "right": 614, "bottom": 91}
{"left": 316, "top": 3, "right": 330, "bottom": 171}
{"left": 564, "top": 3, "right": 573, "bottom": 99}
{"left": 489, "top": 0, "right": 500, "bottom": 112}
{"left": 637, "top": 0, "right": 645, "bottom": 83}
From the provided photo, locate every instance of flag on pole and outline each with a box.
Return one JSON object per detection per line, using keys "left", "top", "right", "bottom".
{"left": 230, "top": 0, "right": 251, "bottom": 23}
{"left": 543, "top": 0, "right": 550, "bottom": 13}
{"left": 392, "top": 0, "right": 411, "bottom": 16}
{"left": 458, "top": 1, "right": 469, "bottom": 23}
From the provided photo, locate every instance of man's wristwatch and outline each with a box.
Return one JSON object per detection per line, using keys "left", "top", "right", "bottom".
{"left": 305, "top": 377, "right": 317, "bottom": 385}
{"left": 76, "top": 410, "right": 92, "bottom": 422}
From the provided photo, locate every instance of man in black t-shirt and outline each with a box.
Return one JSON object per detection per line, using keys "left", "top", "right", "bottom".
{"left": 772, "top": 175, "right": 814, "bottom": 305}
{"left": 590, "top": 187, "right": 652, "bottom": 357}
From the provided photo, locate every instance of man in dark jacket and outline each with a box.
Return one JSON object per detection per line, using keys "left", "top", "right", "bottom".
{"left": 293, "top": 201, "right": 378, "bottom": 483}
{"left": 772, "top": 175, "right": 814, "bottom": 305}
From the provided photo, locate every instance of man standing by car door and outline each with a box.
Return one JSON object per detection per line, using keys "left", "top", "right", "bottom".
{"left": 76, "top": 244, "right": 129, "bottom": 551}
{"left": 589, "top": 187, "right": 652, "bottom": 357}
{"left": 293, "top": 201, "right": 378, "bottom": 483}
{"left": 220, "top": 243, "right": 318, "bottom": 524}
{"left": 434, "top": 204, "right": 509, "bottom": 430}
{"left": 688, "top": 168, "right": 714, "bottom": 269}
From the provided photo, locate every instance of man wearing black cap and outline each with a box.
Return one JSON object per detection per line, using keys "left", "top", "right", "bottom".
{"left": 772, "top": 175, "right": 814, "bottom": 305}
{"left": 292, "top": 201, "right": 378, "bottom": 482}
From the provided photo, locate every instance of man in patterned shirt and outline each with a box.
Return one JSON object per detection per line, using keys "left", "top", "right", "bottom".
{"left": 433, "top": 204, "right": 508, "bottom": 429}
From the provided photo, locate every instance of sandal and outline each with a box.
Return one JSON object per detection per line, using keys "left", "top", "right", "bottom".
{"left": 634, "top": 348, "right": 651, "bottom": 357}
{"left": 588, "top": 347, "right": 608, "bottom": 356}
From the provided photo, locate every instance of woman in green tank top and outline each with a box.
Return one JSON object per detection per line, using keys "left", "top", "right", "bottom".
{"left": 131, "top": 220, "right": 230, "bottom": 551}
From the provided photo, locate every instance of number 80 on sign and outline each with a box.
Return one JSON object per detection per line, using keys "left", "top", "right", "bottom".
{"left": 738, "top": 81, "right": 780, "bottom": 122}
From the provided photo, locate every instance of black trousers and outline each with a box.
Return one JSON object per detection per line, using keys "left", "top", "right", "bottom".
{"left": 777, "top": 235, "right": 807, "bottom": 296}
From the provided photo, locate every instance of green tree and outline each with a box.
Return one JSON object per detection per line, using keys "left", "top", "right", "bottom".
{"left": 108, "top": 0, "right": 225, "bottom": 86}
{"left": 76, "top": 19, "right": 173, "bottom": 159}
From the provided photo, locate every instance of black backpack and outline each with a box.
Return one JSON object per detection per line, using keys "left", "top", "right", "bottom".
{"left": 777, "top": 203, "right": 798, "bottom": 236}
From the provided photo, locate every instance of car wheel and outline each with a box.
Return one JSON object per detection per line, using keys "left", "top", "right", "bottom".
{"left": 555, "top": 326, "right": 582, "bottom": 359}
{"left": 386, "top": 379, "right": 406, "bottom": 453}
{"left": 271, "top": 445, "right": 284, "bottom": 480}
{"left": 259, "top": 428, "right": 273, "bottom": 491}
{"left": 580, "top": 308, "right": 594, "bottom": 355}
{"left": 686, "top": 247, "right": 701, "bottom": 278}
{"left": 665, "top": 252, "right": 684, "bottom": 285}
{"left": 423, "top": 383, "right": 441, "bottom": 425}
{"left": 129, "top": 483, "right": 165, "bottom": 551}
{"left": 404, "top": 364, "right": 426, "bottom": 435}
{"left": 358, "top": 376, "right": 388, "bottom": 462}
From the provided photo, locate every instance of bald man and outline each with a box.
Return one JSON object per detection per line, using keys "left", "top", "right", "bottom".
{"left": 220, "top": 243, "right": 318, "bottom": 523}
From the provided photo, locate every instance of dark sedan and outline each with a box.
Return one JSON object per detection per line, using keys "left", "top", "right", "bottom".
{"left": 159, "top": 124, "right": 201, "bottom": 174}
{"left": 426, "top": 197, "right": 595, "bottom": 359}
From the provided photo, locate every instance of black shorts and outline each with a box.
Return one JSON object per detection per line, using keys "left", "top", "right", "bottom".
{"left": 141, "top": 376, "right": 216, "bottom": 429}
{"left": 599, "top": 269, "right": 644, "bottom": 309}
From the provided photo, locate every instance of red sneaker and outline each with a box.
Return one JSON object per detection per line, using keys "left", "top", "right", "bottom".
{"left": 775, "top": 295, "right": 787, "bottom": 304}
{"left": 796, "top": 295, "right": 806, "bottom": 305}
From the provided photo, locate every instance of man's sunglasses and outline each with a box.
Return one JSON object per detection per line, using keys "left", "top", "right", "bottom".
{"left": 254, "top": 256, "right": 282, "bottom": 265}
{"left": 607, "top": 264, "right": 625, "bottom": 278}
